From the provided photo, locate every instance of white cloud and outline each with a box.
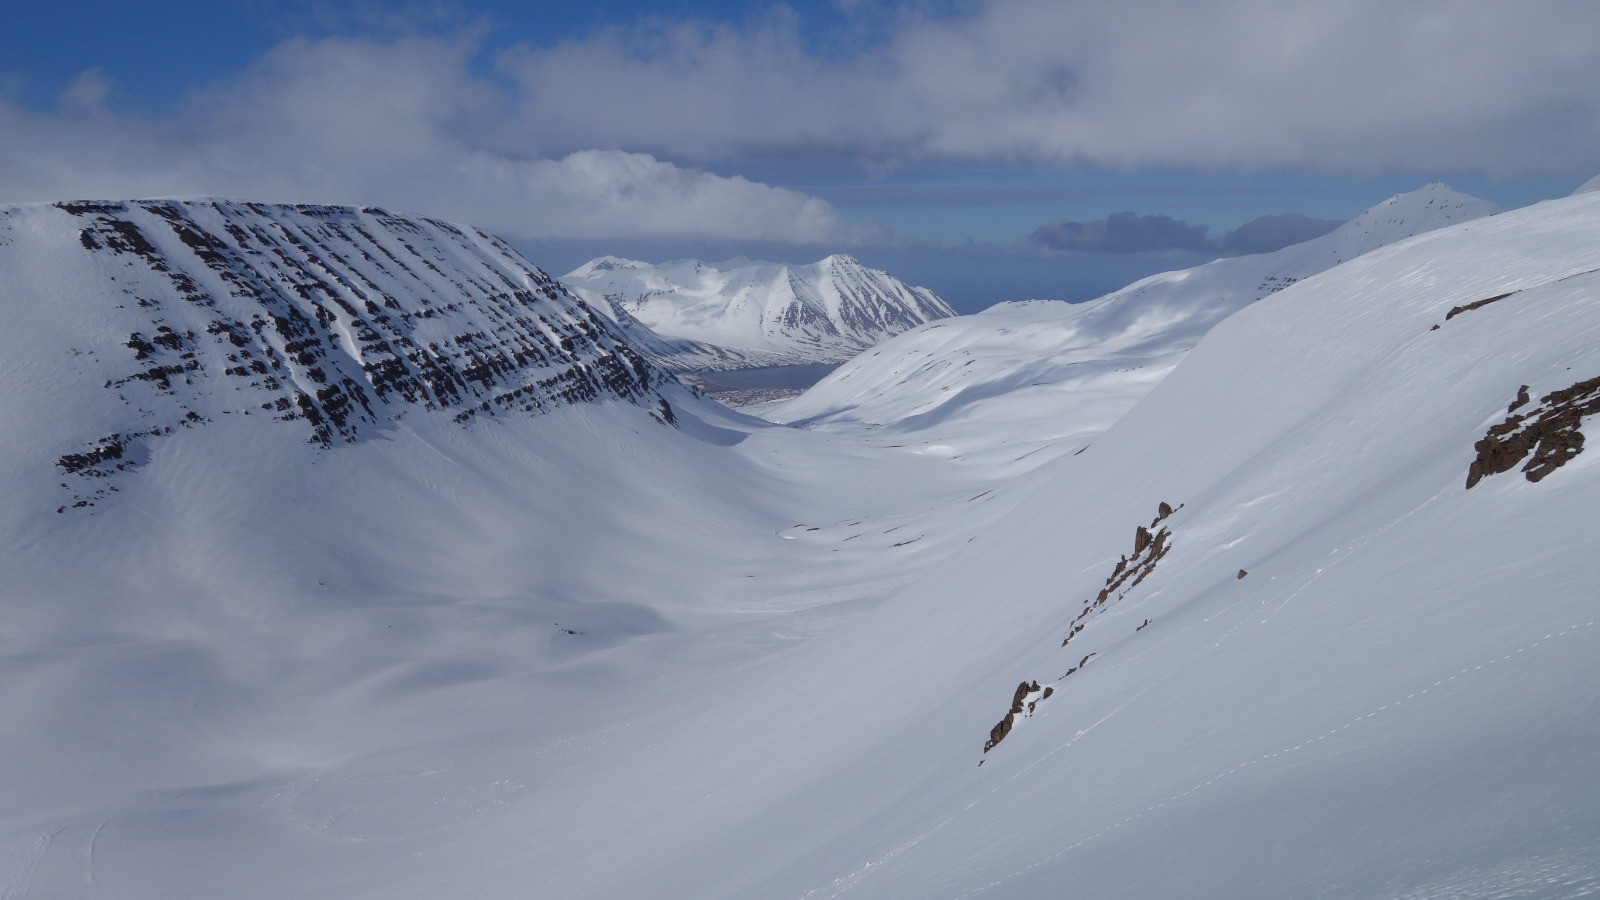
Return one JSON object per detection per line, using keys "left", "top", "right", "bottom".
{"left": 0, "top": 36, "right": 869, "bottom": 244}
{"left": 498, "top": 0, "right": 1600, "bottom": 175}
{"left": 5, "top": 0, "right": 1597, "bottom": 246}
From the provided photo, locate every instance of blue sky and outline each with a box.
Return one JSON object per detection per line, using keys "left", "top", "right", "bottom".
{"left": 4, "top": 1, "right": 1597, "bottom": 310}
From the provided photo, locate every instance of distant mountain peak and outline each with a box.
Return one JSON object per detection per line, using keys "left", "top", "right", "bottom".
{"left": 569, "top": 255, "right": 649, "bottom": 276}
{"left": 562, "top": 253, "right": 955, "bottom": 367}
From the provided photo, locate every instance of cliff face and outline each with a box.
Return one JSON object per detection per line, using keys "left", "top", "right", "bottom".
{"left": 0, "top": 199, "right": 677, "bottom": 510}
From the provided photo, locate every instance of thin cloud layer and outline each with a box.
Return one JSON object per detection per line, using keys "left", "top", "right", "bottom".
{"left": 0, "top": 36, "right": 869, "bottom": 244}
{"left": 1032, "top": 212, "right": 1211, "bottom": 254}
{"left": 1033, "top": 211, "right": 1342, "bottom": 255}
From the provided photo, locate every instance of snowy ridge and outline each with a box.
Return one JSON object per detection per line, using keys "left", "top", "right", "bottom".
{"left": 0, "top": 199, "right": 676, "bottom": 511}
{"left": 561, "top": 253, "right": 955, "bottom": 367}
{"left": 769, "top": 182, "right": 1500, "bottom": 468}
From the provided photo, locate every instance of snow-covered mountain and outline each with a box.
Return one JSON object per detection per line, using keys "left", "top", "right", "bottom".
{"left": 769, "top": 182, "right": 1501, "bottom": 469}
{"left": 0, "top": 199, "right": 680, "bottom": 512}
{"left": 0, "top": 197, "right": 1003, "bottom": 899}
{"left": 690, "top": 185, "right": 1600, "bottom": 900}
{"left": 561, "top": 253, "right": 956, "bottom": 369}
{"left": 7, "top": 187, "right": 1600, "bottom": 899}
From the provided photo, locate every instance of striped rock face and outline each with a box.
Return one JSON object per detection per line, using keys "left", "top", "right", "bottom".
{"left": 0, "top": 199, "right": 675, "bottom": 511}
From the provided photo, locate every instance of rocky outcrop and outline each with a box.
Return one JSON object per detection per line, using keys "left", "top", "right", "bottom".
{"left": 983, "top": 680, "right": 1051, "bottom": 753}
{"left": 984, "top": 502, "right": 1180, "bottom": 757}
{"left": 1467, "top": 377, "right": 1600, "bottom": 488}
{"left": 1063, "top": 502, "right": 1181, "bottom": 650}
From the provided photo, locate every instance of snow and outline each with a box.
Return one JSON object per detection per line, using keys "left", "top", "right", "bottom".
{"left": 561, "top": 253, "right": 955, "bottom": 369}
{"left": 5, "top": 188, "right": 1600, "bottom": 898}
{"left": 767, "top": 182, "right": 1500, "bottom": 471}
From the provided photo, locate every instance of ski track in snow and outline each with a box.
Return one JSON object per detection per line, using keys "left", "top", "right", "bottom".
{"left": 1182, "top": 479, "right": 1457, "bottom": 658}
{"left": 803, "top": 484, "right": 1543, "bottom": 900}
{"left": 949, "top": 620, "right": 1600, "bottom": 899}
{"left": 799, "top": 620, "right": 1600, "bottom": 900}
{"left": 1, "top": 828, "right": 62, "bottom": 900}
{"left": 85, "top": 821, "right": 107, "bottom": 885}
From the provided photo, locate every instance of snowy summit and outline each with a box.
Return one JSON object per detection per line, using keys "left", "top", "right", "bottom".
{"left": 561, "top": 253, "right": 955, "bottom": 369}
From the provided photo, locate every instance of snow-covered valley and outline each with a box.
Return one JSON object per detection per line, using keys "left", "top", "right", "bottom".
{"left": 5, "top": 188, "right": 1600, "bottom": 899}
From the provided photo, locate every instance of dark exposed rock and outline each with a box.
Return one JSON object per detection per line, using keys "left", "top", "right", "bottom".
{"left": 124, "top": 333, "right": 157, "bottom": 360}
{"left": 1009, "top": 680, "right": 1031, "bottom": 715}
{"left": 1444, "top": 291, "right": 1517, "bottom": 321}
{"left": 57, "top": 435, "right": 129, "bottom": 475}
{"left": 985, "top": 680, "right": 1051, "bottom": 753}
{"left": 984, "top": 712, "right": 1015, "bottom": 753}
{"left": 1466, "top": 376, "right": 1600, "bottom": 488}
{"left": 1237, "top": 569, "right": 1248, "bottom": 580}
{"left": 1062, "top": 504, "right": 1179, "bottom": 649}
{"left": 1134, "top": 525, "right": 1152, "bottom": 555}
{"left": 1509, "top": 384, "right": 1531, "bottom": 413}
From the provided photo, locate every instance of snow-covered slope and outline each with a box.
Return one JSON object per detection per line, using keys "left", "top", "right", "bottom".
{"left": 8, "top": 188, "right": 1600, "bottom": 899}
{"left": 527, "top": 188, "right": 1600, "bottom": 899}
{"left": 562, "top": 253, "right": 956, "bottom": 368}
{"left": 770, "top": 182, "right": 1500, "bottom": 468}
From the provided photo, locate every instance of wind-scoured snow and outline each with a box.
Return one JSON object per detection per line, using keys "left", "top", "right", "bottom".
{"left": 769, "top": 182, "right": 1500, "bottom": 469}
{"left": 5, "top": 187, "right": 1600, "bottom": 899}
{"left": 562, "top": 253, "right": 955, "bottom": 369}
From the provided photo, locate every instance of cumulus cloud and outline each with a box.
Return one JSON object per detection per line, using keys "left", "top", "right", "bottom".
{"left": 0, "top": 36, "right": 869, "bottom": 244}
{"left": 1032, "top": 211, "right": 1344, "bottom": 255}
{"left": 497, "top": 0, "right": 1600, "bottom": 175}
{"left": 7, "top": 0, "right": 1598, "bottom": 247}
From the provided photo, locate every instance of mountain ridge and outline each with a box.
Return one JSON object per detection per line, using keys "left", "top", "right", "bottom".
{"left": 561, "top": 252, "right": 955, "bottom": 369}
{"left": 768, "top": 182, "right": 1501, "bottom": 468}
